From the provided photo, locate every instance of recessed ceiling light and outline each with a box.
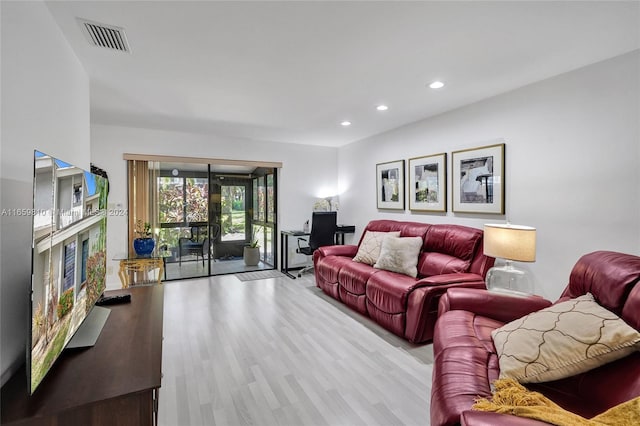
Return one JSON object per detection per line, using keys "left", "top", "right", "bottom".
{"left": 340, "top": 121, "right": 352, "bottom": 127}
{"left": 429, "top": 81, "right": 445, "bottom": 89}
{"left": 376, "top": 105, "right": 389, "bottom": 111}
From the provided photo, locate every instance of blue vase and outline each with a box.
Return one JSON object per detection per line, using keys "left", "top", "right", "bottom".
{"left": 133, "top": 238, "right": 155, "bottom": 257}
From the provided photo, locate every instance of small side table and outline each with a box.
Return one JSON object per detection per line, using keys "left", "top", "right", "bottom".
{"left": 116, "top": 256, "right": 165, "bottom": 288}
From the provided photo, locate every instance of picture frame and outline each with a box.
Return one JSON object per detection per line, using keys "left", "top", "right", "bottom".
{"left": 452, "top": 143, "right": 505, "bottom": 214}
{"left": 376, "top": 160, "right": 405, "bottom": 210}
{"left": 408, "top": 153, "right": 447, "bottom": 212}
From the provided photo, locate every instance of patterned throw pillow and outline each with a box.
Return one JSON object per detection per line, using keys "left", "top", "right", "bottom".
{"left": 492, "top": 293, "right": 640, "bottom": 384}
{"left": 352, "top": 231, "right": 401, "bottom": 265}
{"left": 373, "top": 235, "right": 423, "bottom": 278}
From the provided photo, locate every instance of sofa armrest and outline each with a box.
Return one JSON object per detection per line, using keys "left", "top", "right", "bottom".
{"left": 315, "top": 244, "right": 358, "bottom": 258}
{"left": 439, "top": 288, "right": 552, "bottom": 323}
{"left": 461, "top": 411, "right": 551, "bottom": 426}
{"left": 417, "top": 273, "right": 486, "bottom": 286}
{"left": 405, "top": 280, "right": 487, "bottom": 343}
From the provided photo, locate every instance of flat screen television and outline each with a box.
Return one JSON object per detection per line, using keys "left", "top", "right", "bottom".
{"left": 28, "top": 150, "right": 109, "bottom": 394}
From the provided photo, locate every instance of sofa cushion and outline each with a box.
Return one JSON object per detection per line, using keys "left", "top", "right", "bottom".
{"left": 338, "top": 261, "right": 380, "bottom": 295}
{"left": 419, "top": 225, "right": 483, "bottom": 276}
{"left": 316, "top": 255, "right": 353, "bottom": 284}
{"left": 528, "top": 352, "right": 640, "bottom": 419}
{"left": 366, "top": 271, "right": 419, "bottom": 314}
{"left": 418, "top": 252, "right": 471, "bottom": 277}
{"left": 352, "top": 230, "right": 400, "bottom": 265}
{"left": 433, "top": 310, "right": 503, "bottom": 355}
{"left": 424, "top": 225, "right": 482, "bottom": 259}
{"left": 431, "top": 345, "right": 498, "bottom": 426}
{"left": 561, "top": 251, "right": 640, "bottom": 327}
{"left": 366, "top": 300, "right": 406, "bottom": 336}
{"left": 374, "top": 235, "right": 423, "bottom": 278}
{"left": 362, "top": 220, "right": 430, "bottom": 240}
{"left": 492, "top": 293, "right": 640, "bottom": 384}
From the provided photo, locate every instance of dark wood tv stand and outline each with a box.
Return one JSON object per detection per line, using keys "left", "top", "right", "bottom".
{"left": 1, "top": 285, "right": 164, "bottom": 426}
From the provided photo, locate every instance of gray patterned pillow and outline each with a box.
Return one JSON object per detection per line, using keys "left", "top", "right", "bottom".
{"left": 353, "top": 231, "right": 401, "bottom": 265}
{"left": 492, "top": 293, "right": 640, "bottom": 383}
{"left": 373, "top": 235, "right": 423, "bottom": 278}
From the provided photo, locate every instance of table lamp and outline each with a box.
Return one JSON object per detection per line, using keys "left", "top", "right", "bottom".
{"left": 483, "top": 223, "right": 536, "bottom": 295}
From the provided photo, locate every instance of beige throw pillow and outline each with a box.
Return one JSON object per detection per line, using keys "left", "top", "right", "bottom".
{"left": 492, "top": 293, "right": 640, "bottom": 384}
{"left": 373, "top": 235, "right": 423, "bottom": 278}
{"left": 353, "top": 231, "right": 401, "bottom": 265}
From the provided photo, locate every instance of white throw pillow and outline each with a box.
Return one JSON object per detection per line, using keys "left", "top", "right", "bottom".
{"left": 492, "top": 293, "right": 640, "bottom": 384}
{"left": 373, "top": 235, "right": 423, "bottom": 278}
{"left": 352, "top": 231, "right": 401, "bottom": 265}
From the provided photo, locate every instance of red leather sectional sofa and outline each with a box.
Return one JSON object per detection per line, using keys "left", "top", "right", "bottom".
{"left": 313, "top": 220, "right": 495, "bottom": 343}
{"left": 431, "top": 251, "right": 640, "bottom": 426}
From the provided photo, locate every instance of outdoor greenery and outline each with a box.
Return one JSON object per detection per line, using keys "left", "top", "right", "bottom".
{"left": 158, "top": 177, "right": 208, "bottom": 223}
{"left": 85, "top": 250, "right": 105, "bottom": 313}
{"left": 56, "top": 288, "right": 74, "bottom": 318}
{"left": 221, "top": 185, "right": 246, "bottom": 239}
{"left": 249, "top": 225, "right": 263, "bottom": 248}
{"left": 32, "top": 303, "right": 44, "bottom": 348}
{"left": 155, "top": 174, "right": 275, "bottom": 250}
{"left": 31, "top": 319, "right": 70, "bottom": 392}
{"left": 221, "top": 210, "right": 246, "bottom": 239}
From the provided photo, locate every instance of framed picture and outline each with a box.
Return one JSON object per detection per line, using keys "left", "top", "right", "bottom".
{"left": 376, "top": 160, "right": 405, "bottom": 210}
{"left": 408, "top": 153, "right": 447, "bottom": 212}
{"left": 452, "top": 143, "right": 505, "bottom": 214}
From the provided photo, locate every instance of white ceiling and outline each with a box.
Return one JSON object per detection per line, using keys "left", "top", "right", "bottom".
{"left": 44, "top": 1, "right": 639, "bottom": 147}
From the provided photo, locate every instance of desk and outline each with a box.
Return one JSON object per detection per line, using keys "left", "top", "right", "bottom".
{"left": 115, "top": 256, "right": 165, "bottom": 288}
{"left": 280, "top": 225, "right": 355, "bottom": 279}
{"left": 1, "top": 285, "right": 164, "bottom": 426}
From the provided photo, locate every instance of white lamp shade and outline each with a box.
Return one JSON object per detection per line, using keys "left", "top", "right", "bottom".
{"left": 484, "top": 224, "right": 536, "bottom": 262}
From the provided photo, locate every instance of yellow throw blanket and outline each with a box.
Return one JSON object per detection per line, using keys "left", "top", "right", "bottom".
{"left": 472, "top": 378, "right": 640, "bottom": 426}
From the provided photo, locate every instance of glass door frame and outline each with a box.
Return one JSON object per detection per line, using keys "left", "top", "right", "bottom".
{"left": 156, "top": 166, "right": 211, "bottom": 277}
{"left": 209, "top": 174, "right": 253, "bottom": 260}
{"left": 153, "top": 161, "right": 278, "bottom": 279}
{"left": 251, "top": 168, "right": 277, "bottom": 267}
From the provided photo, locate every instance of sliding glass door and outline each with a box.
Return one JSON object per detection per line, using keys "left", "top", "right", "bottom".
{"left": 156, "top": 164, "right": 210, "bottom": 280}
{"left": 252, "top": 169, "right": 276, "bottom": 266}
{"left": 209, "top": 176, "right": 251, "bottom": 261}
{"left": 147, "top": 162, "right": 277, "bottom": 280}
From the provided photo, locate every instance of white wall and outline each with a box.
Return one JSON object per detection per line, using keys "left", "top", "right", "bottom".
{"left": 0, "top": 1, "right": 90, "bottom": 383}
{"left": 90, "top": 124, "right": 338, "bottom": 288}
{"left": 338, "top": 51, "right": 640, "bottom": 300}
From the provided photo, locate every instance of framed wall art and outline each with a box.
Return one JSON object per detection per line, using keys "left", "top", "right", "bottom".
{"left": 452, "top": 143, "right": 505, "bottom": 214}
{"left": 376, "top": 160, "right": 405, "bottom": 210}
{"left": 408, "top": 153, "right": 446, "bottom": 212}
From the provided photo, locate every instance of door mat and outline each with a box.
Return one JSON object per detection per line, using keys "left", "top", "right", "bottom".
{"left": 235, "top": 270, "right": 284, "bottom": 282}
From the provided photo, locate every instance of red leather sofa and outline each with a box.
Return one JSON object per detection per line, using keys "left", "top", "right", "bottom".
{"left": 431, "top": 251, "right": 640, "bottom": 426}
{"left": 313, "top": 220, "right": 494, "bottom": 343}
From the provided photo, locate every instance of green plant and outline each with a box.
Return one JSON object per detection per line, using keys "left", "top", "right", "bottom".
{"left": 57, "top": 288, "right": 74, "bottom": 318}
{"left": 157, "top": 177, "right": 208, "bottom": 224}
{"left": 85, "top": 251, "right": 106, "bottom": 313}
{"left": 32, "top": 302, "right": 45, "bottom": 347}
{"left": 134, "top": 219, "right": 152, "bottom": 238}
{"left": 249, "top": 225, "right": 263, "bottom": 248}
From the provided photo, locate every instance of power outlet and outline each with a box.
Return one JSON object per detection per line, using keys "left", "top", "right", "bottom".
{"left": 107, "top": 266, "right": 114, "bottom": 275}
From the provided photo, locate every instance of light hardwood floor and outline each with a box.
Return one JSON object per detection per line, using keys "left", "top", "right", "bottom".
{"left": 159, "top": 273, "right": 434, "bottom": 426}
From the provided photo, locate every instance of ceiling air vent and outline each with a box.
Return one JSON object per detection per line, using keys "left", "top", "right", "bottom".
{"left": 78, "top": 18, "right": 130, "bottom": 52}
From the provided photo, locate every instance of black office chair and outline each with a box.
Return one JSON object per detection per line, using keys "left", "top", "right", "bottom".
{"left": 179, "top": 224, "right": 220, "bottom": 266}
{"left": 296, "top": 211, "right": 337, "bottom": 277}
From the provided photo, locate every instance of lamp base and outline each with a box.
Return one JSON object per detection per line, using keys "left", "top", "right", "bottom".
{"left": 486, "top": 261, "right": 533, "bottom": 296}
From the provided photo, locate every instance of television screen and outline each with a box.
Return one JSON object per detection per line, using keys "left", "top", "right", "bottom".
{"left": 29, "top": 150, "right": 108, "bottom": 394}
